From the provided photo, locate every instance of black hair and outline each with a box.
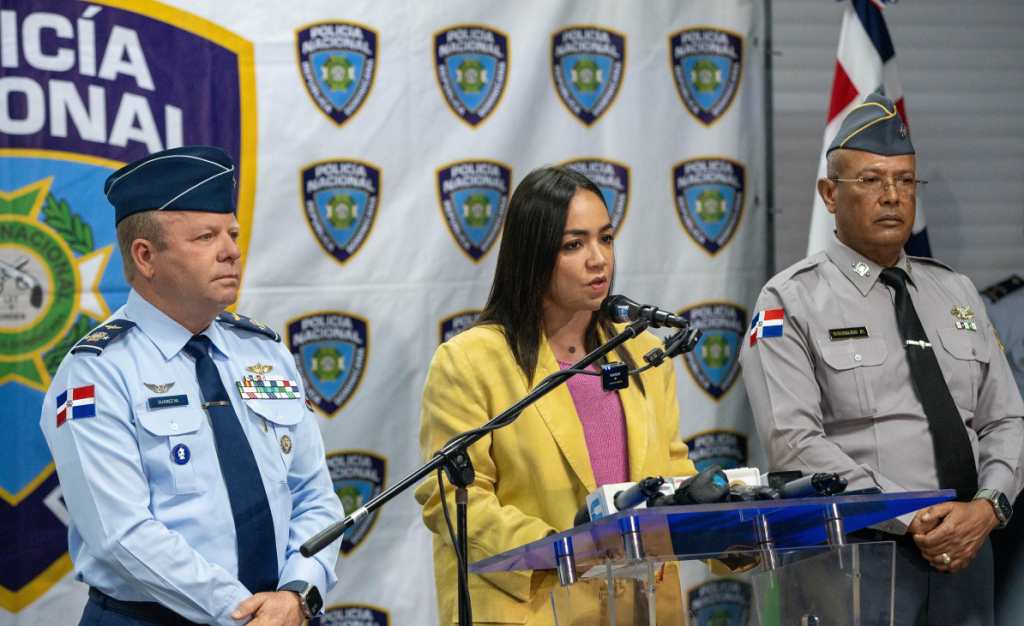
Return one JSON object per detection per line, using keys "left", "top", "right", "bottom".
{"left": 477, "top": 165, "right": 644, "bottom": 392}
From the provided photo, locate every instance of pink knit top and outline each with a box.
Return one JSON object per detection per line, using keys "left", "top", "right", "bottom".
{"left": 559, "top": 361, "right": 630, "bottom": 486}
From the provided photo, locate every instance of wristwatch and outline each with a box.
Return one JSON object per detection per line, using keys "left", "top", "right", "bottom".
{"left": 278, "top": 580, "right": 323, "bottom": 618}
{"left": 974, "top": 488, "right": 1013, "bottom": 529}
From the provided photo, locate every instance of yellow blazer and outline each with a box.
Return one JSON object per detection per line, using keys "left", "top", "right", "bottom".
{"left": 413, "top": 324, "right": 696, "bottom": 625}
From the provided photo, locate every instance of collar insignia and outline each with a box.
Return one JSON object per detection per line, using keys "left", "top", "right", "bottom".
{"left": 852, "top": 261, "right": 871, "bottom": 277}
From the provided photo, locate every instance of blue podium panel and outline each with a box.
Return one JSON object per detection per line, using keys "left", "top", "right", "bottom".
{"left": 470, "top": 490, "right": 952, "bottom": 574}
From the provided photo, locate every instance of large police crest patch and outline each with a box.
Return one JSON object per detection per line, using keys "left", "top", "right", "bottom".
{"left": 670, "top": 28, "right": 743, "bottom": 126}
{"left": 327, "top": 452, "right": 386, "bottom": 555}
{"left": 0, "top": 0, "right": 255, "bottom": 610}
{"left": 687, "top": 579, "right": 752, "bottom": 626}
{"left": 673, "top": 158, "right": 746, "bottom": 255}
{"left": 436, "top": 161, "right": 511, "bottom": 262}
{"left": 551, "top": 27, "right": 626, "bottom": 126}
{"left": 439, "top": 310, "right": 482, "bottom": 344}
{"left": 434, "top": 25, "right": 509, "bottom": 127}
{"left": 287, "top": 312, "right": 368, "bottom": 418}
{"left": 301, "top": 160, "right": 380, "bottom": 265}
{"left": 678, "top": 302, "right": 746, "bottom": 399}
{"left": 684, "top": 430, "right": 748, "bottom": 471}
{"left": 563, "top": 158, "right": 630, "bottom": 234}
{"left": 297, "top": 22, "right": 377, "bottom": 126}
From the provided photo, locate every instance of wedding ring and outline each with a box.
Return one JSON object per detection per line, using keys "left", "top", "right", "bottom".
{"left": 940, "top": 552, "right": 952, "bottom": 566}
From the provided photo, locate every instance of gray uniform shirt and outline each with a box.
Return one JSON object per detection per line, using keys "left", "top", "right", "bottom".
{"left": 740, "top": 236, "right": 1024, "bottom": 513}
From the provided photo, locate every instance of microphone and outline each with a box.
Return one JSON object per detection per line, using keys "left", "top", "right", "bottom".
{"left": 573, "top": 476, "right": 670, "bottom": 526}
{"left": 778, "top": 472, "right": 848, "bottom": 498}
{"left": 602, "top": 295, "right": 689, "bottom": 329}
{"left": 614, "top": 476, "right": 665, "bottom": 510}
{"left": 647, "top": 465, "right": 730, "bottom": 507}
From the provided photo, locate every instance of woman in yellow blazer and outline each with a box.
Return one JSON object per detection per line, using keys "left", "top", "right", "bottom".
{"left": 414, "top": 166, "right": 697, "bottom": 625}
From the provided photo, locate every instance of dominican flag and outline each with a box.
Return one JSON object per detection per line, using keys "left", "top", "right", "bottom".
{"left": 749, "top": 308, "right": 785, "bottom": 346}
{"left": 56, "top": 385, "right": 97, "bottom": 427}
{"left": 806, "top": 0, "right": 931, "bottom": 257}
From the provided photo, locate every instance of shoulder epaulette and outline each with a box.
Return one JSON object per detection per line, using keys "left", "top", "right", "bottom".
{"left": 71, "top": 319, "right": 137, "bottom": 355}
{"left": 981, "top": 274, "right": 1024, "bottom": 303}
{"left": 216, "top": 311, "right": 280, "bottom": 341}
{"left": 907, "top": 255, "right": 954, "bottom": 273}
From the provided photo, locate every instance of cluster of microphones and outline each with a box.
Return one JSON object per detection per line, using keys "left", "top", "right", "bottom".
{"left": 575, "top": 464, "right": 866, "bottom": 526}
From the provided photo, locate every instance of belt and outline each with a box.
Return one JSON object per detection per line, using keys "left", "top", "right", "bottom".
{"left": 88, "top": 588, "right": 203, "bottom": 626}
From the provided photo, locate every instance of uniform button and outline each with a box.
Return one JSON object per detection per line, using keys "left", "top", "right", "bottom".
{"left": 853, "top": 354, "right": 862, "bottom": 362}
{"left": 169, "top": 422, "right": 179, "bottom": 432}
{"left": 971, "top": 348, "right": 977, "bottom": 357}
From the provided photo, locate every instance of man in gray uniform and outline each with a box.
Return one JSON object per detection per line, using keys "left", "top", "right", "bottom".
{"left": 740, "top": 92, "right": 1023, "bottom": 626}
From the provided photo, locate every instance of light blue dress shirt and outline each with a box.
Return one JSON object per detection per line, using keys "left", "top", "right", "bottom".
{"left": 987, "top": 285, "right": 1024, "bottom": 393}
{"left": 39, "top": 290, "right": 342, "bottom": 625}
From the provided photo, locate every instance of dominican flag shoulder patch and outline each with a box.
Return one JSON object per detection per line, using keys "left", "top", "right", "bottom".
{"left": 749, "top": 308, "right": 785, "bottom": 346}
{"left": 56, "top": 385, "right": 97, "bottom": 427}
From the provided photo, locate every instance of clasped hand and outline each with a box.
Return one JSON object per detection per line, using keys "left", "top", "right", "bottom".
{"left": 908, "top": 500, "right": 998, "bottom": 573}
{"left": 231, "top": 590, "right": 303, "bottom": 625}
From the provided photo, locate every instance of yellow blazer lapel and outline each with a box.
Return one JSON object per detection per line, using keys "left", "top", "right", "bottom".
{"left": 531, "top": 335, "right": 596, "bottom": 492}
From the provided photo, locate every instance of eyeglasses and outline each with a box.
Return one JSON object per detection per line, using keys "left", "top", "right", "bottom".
{"left": 829, "top": 175, "right": 928, "bottom": 195}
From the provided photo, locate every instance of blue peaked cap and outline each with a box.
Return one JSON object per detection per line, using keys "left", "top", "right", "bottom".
{"left": 826, "top": 91, "right": 915, "bottom": 156}
{"left": 104, "top": 146, "right": 237, "bottom": 224}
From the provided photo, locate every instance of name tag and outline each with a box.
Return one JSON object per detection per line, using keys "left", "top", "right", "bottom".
{"left": 829, "top": 326, "right": 868, "bottom": 340}
{"left": 148, "top": 395, "right": 189, "bottom": 409}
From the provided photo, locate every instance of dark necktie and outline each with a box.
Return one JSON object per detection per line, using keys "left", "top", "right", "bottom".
{"left": 182, "top": 335, "right": 278, "bottom": 592}
{"left": 878, "top": 267, "right": 978, "bottom": 501}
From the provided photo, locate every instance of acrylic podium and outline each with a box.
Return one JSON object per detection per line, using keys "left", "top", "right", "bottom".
{"left": 470, "top": 490, "right": 953, "bottom": 626}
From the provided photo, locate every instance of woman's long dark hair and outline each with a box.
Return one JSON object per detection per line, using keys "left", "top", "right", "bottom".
{"left": 477, "top": 165, "right": 644, "bottom": 392}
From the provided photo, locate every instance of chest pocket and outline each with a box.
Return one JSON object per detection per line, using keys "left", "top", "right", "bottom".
{"left": 136, "top": 405, "right": 205, "bottom": 494}
{"left": 936, "top": 328, "right": 990, "bottom": 413}
{"left": 243, "top": 398, "right": 305, "bottom": 484}
{"left": 817, "top": 337, "right": 888, "bottom": 420}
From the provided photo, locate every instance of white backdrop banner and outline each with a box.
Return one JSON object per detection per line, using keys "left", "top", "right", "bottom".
{"left": 0, "top": 1, "right": 767, "bottom": 624}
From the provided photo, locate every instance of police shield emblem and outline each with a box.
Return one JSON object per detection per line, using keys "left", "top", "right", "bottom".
{"left": 670, "top": 28, "right": 743, "bottom": 126}
{"left": 551, "top": 27, "right": 626, "bottom": 126}
{"left": 322, "top": 604, "right": 390, "bottom": 626}
{"left": 437, "top": 161, "right": 511, "bottom": 262}
{"left": 327, "top": 452, "right": 386, "bottom": 555}
{"left": 684, "top": 430, "right": 748, "bottom": 471}
{"left": 439, "top": 310, "right": 482, "bottom": 344}
{"left": 434, "top": 25, "right": 509, "bottom": 127}
{"left": 687, "top": 580, "right": 752, "bottom": 626}
{"left": 0, "top": 0, "right": 255, "bottom": 610}
{"left": 287, "top": 313, "right": 369, "bottom": 418}
{"left": 678, "top": 302, "right": 746, "bottom": 399}
{"left": 674, "top": 159, "right": 746, "bottom": 255}
{"left": 301, "top": 160, "right": 380, "bottom": 264}
{"left": 563, "top": 159, "right": 630, "bottom": 234}
{"left": 297, "top": 22, "right": 377, "bottom": 126}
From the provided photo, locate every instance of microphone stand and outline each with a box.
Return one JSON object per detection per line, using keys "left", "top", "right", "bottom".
{"left": 300, "top": 318, "right": 655, "bottom": 626}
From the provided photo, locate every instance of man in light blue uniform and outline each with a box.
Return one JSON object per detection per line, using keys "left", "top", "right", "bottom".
{"left": 981, "top": 274, "right": 1024, "bottom": 625}
{"left": 40, "top": 146, "right": 343, "bottom": 625}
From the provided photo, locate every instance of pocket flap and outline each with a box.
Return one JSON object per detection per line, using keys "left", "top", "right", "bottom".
{"left": 818, "top": 337, "right": 887, "bottom": 371}
{"left": 137, "top": 404, "right": 202, "bottom": 436}
{"left": 244, "top": 398, "right": 305, "bottom": 426}
{"left": 937, "top": 327, "right": 990, "bottom": 363}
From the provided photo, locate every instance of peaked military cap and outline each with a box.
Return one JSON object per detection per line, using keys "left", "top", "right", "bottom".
{"left": 104, "top": 146, "right": 236, "bottom": 224}
{"left": 827, "top": 91, "right": 915, "bottom": 156}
